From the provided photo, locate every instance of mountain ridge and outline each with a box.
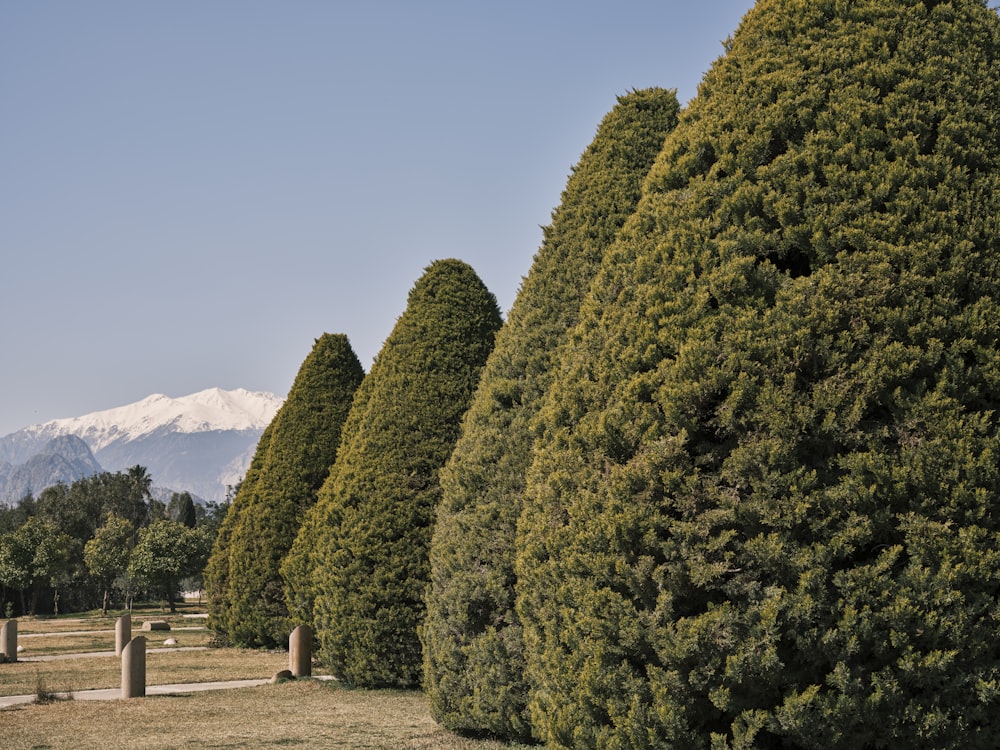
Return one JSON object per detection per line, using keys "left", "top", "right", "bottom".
{"left": 0, "top": 388, "right": 283, "bottom": 504}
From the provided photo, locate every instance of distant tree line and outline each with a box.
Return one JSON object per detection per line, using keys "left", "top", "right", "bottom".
{"left": 0, "top": 466, "right": 225, "bottom": 616}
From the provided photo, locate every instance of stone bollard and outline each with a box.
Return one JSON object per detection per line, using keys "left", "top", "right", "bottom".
{"left": 121, "top": 636, "right": 147, "bottom": 699}
{"left": 115, "top": 613, "right": 132, "bottom": 656}
{"left": 0, "top": 620, "right": 17, "bottom": 663}
{"left": 289, "top": 624, "right": 312, "bottom": 677}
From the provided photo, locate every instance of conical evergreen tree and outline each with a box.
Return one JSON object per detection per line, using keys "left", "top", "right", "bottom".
{"left": 207, "top": 333, "right": 363, "bottom": 647}
{"left": 517, "top": 1, "right": 1000, "bottom": 748}
{"left": 422, "top": 88, "right": 680, "bottom": 742}
{"left": 309, "top": 259, "right": 502, "bottom": 688}
{"left": 205, "top": 421, "right": 273, "bottom": 638}
{"left": 281, "top": 373, "right": 375, "bottom": 629}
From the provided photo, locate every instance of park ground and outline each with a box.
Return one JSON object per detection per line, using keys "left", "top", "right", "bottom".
{"left": 0, "top": 601, "right": 533, "bottom": 750}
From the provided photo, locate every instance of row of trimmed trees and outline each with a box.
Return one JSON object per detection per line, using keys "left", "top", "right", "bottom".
{"left": 205, "top": 259, "right": 505, "bottom": 681}
{"left": 207, "top": 1, "right": 1000, "bottom": 746}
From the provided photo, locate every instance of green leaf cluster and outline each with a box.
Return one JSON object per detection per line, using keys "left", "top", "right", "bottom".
{"left": 0, "top": 516, "right": 75, "bottom": 616}
{"left": 517, "top": 1, "right": 1000, "bottom": 747}
{"left": 294, "top": 259, "right": 502, "bottom": 688}
{"left": 205, "top": 333, "right": 363, "bottom": 647}
{"left": 421, "top": 88, "right": 681, "bottom": 742}
{"left": 128, "top": 518, "right": 209, "bottom": 613}
{"left": 83, "top": 513, "right": 135, "bottom": 614}
{"left": 0, "top": 466, "right": 155, "bottom": 615}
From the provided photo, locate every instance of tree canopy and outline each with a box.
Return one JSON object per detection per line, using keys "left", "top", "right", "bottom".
{"left": 516, "top": 1, "right": 1000, "bottom": 748}
{"left": 84, "top": 513, "right": 135, "bottom": 614}
{"left": 0, "top": 466, "right": 158, "bottom": 615}
{"left": 204, "top": 423, "right": 273, "bottom": 637}
{"left": 128, "top": 519, "right": 208, "bottom": 613}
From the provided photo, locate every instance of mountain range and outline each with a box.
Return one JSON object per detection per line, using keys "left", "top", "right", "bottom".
{"left": 0, "top": 388, "right": 284, "bottom": 506}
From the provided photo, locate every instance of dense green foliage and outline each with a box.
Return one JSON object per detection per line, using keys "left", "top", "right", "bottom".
{"left": 516, "top": 1, "right": 1000, "bottom": 748}
{"left": 0, "top": 466, "right": 219, "bottom": 616}
{"left": 128, "top": 518, "right": 210, "bottom": 613}
{"left": 84, "top": 513, "right": 135, "bottom": 614}
{"left": 206, "top": 334, "right": 363, "bottom": 647}
{"left": 304, "top": 259, "right": 502, "bottom": 688}
{"left": 280, "top": 376, "right": 376, "bottom": 631}
{"left": 0, "top": 466, "right": 156, "bottom": 615}
{"left": 205, "top": 424, "right": 273, "bottom": 635}
{"left": 167, "top": 491, "right": 198, "bottom": 528}
{"left": 421, "top": 88, "right": 681, "bottom": 741}
{"left": 0, "top": 515, "right": 74, "bottom": 616}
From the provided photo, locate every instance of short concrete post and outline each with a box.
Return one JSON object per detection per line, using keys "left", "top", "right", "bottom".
{"left": 115, "top": 613, "right": 132, "bottom": 656}
{"left": 289, "top": 624, "right": 312, "bottom": 677}
{"left": 121, "top": 635, "right": 147, "bottom": 699}
{"left": 0, "top": 620, "right": 17, "bottom": 663}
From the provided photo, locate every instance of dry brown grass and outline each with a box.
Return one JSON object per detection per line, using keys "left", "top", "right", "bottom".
{"left": 1, "top": 647, "right": 295, "bottom": 697}
{"left": 16, "top": 616, "right": 117, "bottom": 635}
{"left": 17, "top": 626, "right": 213, "bottom": 657}
{"left": 1, "top": 679, "right": 532, "bottom": 749}
{"left": 16, "top": 604, "right": 204, "bottom": 635}
{"left": 1, "top": 605, "right": 529, "bottom": 748}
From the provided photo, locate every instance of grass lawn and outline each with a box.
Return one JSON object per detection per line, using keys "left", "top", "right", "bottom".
{"left": 2, "top": 647, "right": 294, "bottom": 697}
{"left": 1, "top": 679, "right": 534, "bottom": 749}
{"left": 17, "top": 627, "right": 214, "bottom": 657}
{"left": 0, "top": 605, "right": 533, "bottom": 749}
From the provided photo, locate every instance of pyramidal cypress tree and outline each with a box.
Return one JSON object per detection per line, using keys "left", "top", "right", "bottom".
{"left": 517, "top": 1, "right": 1000, "bottom": 748}
{"left": 281, "top": 373, "right": 375, "bottom": 630}
{"left": 421, "top": 88, "right": 680, "bottom": 741}
{"left": 205, "top": 420, "right": 273, "bottom": 638}
{"left": 308, "top": 259, "right": 502, "bottom": 688}
{"left": 209, "top": 333, "right": 363, "bottom": 647}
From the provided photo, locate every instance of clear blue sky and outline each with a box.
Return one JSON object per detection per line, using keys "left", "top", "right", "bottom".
{"left": 1, "top": 0, "right": 756, "bottom": 437}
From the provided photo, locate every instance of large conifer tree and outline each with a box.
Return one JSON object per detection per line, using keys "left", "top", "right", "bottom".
{"left": 281, "top": 374, "right": 375, "bottom": 630}
{"left": 205, "top": 421, "right": 273, "bottom": 638}
{"left": 517, "top": 1, "right": 1000, "bottom": 748}
{"left": 421, "top": 88, "right": 680, "bottom": 741}
{"left": 308, "top": 259, "right": 502, "bottom": 688}
{"left": 206, "top": 333, "right": 363, "bottom": 647}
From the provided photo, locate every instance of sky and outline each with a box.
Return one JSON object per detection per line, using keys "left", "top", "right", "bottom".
{"left": 1, "top": 0, "right": 756, "bottom": 438}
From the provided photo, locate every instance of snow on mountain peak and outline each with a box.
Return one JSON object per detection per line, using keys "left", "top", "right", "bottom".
{"left": 35, "top": 387, "right": 284, "bottom": 450}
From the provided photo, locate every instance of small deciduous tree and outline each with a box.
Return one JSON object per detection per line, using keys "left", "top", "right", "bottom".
{"left": 128, "top": 520, "right": 204, "bottom": 613}
{"left": 0, "top": 517, "right": 75, "bottom": 616}
{"left": 84, "top": 513, "right": 135, "bottom": 614}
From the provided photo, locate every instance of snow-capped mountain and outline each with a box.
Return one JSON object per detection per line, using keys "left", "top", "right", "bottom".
{"left": 0, "top": 388, "right": 283, "bottom": 505}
